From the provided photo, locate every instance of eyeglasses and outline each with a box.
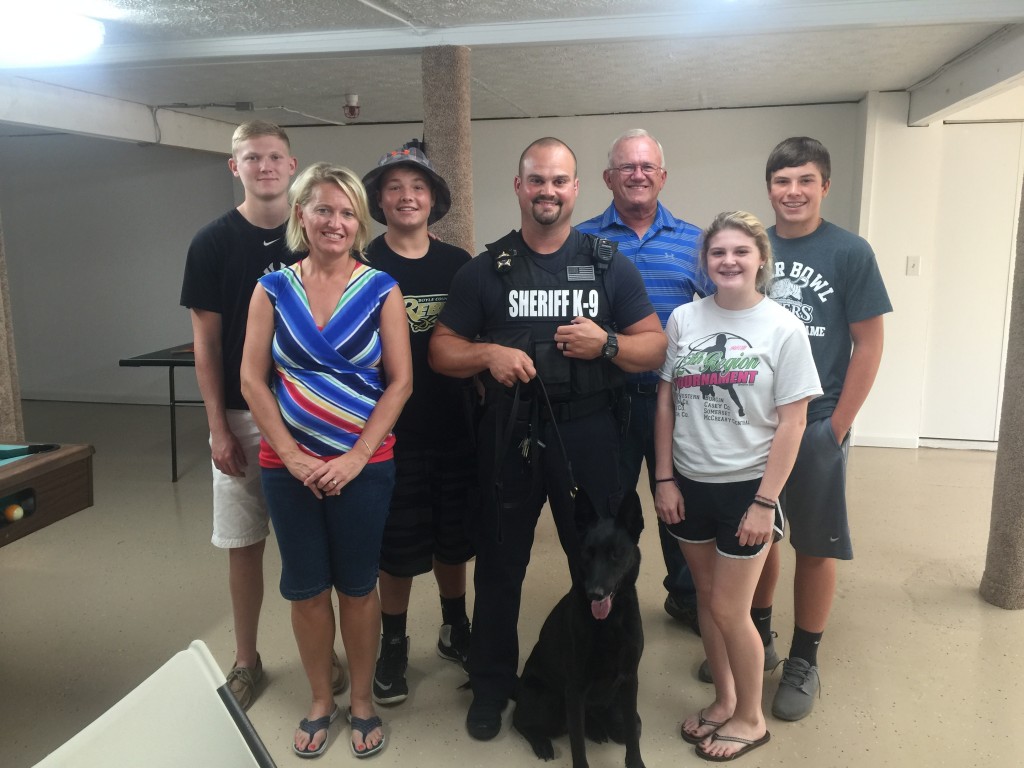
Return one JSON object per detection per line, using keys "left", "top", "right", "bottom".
{"left": 610, "top": 163, "right": 663, "bottom": 176}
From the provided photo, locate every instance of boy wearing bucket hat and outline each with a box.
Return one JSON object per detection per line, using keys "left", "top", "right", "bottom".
{"left": 362, "top": 141, "right": 477, "bottom": 705}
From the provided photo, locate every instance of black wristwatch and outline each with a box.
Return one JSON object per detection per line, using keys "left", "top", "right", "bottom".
{"left": 602, "top": 329, "right": 619, "bottom": 360}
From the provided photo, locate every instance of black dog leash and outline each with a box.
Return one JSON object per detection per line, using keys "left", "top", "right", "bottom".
{"left": 533, "top": 374, "right": 578, "bottom": 499}
{"left": 492, "top": 374, "right": 579, "bottom": 543}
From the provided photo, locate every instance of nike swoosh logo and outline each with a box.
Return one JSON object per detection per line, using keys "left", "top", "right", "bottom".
{"left": 374, "top": 678, "right": 392, "bottom": 690}
{"left": 829, "top": 536, "right": 840, "bottom": 542}
{"left": 263, "top": 239, "right": 280, "bottom": 246}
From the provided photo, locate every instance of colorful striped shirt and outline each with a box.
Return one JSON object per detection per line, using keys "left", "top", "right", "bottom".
{"left": 257, "top": 259, "right": 397, "bottom": 468}
{"left": 577, "top": 202, "right": 715, "bottom": 386}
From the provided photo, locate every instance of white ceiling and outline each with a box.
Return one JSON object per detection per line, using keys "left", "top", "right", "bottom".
{"left": 2, "top": 0, "right": 1024, "bottom": 130}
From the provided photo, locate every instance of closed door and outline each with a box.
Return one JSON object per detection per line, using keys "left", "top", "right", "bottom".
{"left": 919, "top": 122, "right": 1022, "bottom": 441}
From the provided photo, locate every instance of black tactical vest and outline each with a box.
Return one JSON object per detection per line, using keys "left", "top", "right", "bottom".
{"left": 482, "top": 230, "right": 624, "bottom": 401}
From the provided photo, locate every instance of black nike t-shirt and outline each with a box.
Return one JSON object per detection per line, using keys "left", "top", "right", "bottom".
{"left": 180, "top": 209, "right": 292, "bottom": 410}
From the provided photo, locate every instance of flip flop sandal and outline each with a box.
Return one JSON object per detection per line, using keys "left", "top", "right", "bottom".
{"left": 349, "top": 711, "right": 386, "bottom": 758}
{"left": 293, "top": 706, "right": 340, "bottom": 758}
{"left": 695, "top": 730, "right": 771, "bottom": 762}
{"left": 681, "top": 709, "right": 729, "bottom": 745}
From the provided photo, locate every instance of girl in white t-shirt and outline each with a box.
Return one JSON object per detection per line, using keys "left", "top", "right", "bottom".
{"left": 654, "top": 211, "right": 820, "bottom": 761}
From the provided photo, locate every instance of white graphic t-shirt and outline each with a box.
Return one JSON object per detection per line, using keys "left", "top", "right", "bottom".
{"left": 659, "top": 295, "right": 822, "bottom": 482}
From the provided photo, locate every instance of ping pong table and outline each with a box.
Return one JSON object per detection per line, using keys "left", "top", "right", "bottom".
{"left": 119, "top": 343, "right": 200, "bottom": 482}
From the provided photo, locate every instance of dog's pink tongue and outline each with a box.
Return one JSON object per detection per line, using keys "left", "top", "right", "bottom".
{"left": 591, "top": 595, "right": 612, "bottom": 620}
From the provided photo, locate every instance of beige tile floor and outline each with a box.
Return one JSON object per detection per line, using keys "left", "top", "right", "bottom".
{"left": 1, "top": 401, "right": 1021, "bottom": 767}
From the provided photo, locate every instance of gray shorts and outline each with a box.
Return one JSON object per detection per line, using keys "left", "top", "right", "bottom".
{"left": 782, "top": 415, "right": 852, "bottom": 560}
{"left": 211, "top": 410, "right": 270, "bottom": 549}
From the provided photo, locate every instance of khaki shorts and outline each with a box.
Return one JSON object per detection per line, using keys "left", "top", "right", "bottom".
{"left": 211, "top": 410, "right": 270, "bottom": 548}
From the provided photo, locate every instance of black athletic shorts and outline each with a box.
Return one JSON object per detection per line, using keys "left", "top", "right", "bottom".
{"left": 667, "top": 474, "right": 784, "bottom": 559}
{"left": 378, "top": 441, "right": 477, "bottom": 577}
{"left": 782, "top": 415, "right": 852, "bottom": 559}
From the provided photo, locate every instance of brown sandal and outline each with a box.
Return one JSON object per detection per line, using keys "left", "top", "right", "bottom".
{"left": 695, "top": 730, "right": 771, "bottom": 762}
{"left": 681, "top": 709, "right": 729, "bottom": 745}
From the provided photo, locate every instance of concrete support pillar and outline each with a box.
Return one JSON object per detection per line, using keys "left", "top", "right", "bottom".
{"left": 980, "top": 171, "right": 1024, "bottom": 609}
{"left": 421, "top": 46, "right": 474, "bottom": 255}
{"left": 0, "top": 207, "right": 25, "bottom": 442}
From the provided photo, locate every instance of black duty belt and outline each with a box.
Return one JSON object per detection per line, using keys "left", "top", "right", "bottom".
{"left": 625, "top": 381, "right": 658, "bottom": 397}
{"left": 543, "top": 390, "right": 614, "bottom": 423}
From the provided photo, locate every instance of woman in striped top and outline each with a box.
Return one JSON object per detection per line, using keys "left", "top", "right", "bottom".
{"left": 241, "top": 162, "right": 412, "bottom": 759}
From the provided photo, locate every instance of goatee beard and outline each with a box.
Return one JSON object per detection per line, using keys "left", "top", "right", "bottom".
{"left": 532, "top": 198, "right": 560, "bottom": 225}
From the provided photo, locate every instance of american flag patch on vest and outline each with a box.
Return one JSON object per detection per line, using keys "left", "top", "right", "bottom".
{"left": 567, "top": 265, "right": 595, "bottom": 281}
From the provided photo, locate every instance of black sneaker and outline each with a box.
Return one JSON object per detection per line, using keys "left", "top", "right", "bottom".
{"left": 372, "top": 634, "right": 409, "bottom": 705}
{"left": 664, "top": 593, "right": 701, "bottom": 636}
{"left": 466, "top": 695, "right": 505, "bottom": 741}
{"left": 437, "top": 620, "right": 471, "bottom": 671}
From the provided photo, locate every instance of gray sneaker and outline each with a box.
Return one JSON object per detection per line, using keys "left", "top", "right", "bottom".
{"left": 697, "top": 633, "right": 779, "bottom": 684}
{"left": 771, "top": 657, "right": 820, "bottom": 721}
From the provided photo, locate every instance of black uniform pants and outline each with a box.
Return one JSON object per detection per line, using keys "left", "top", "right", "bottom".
{"left": 467, "top": 399, "right": 622, "bottom": 704}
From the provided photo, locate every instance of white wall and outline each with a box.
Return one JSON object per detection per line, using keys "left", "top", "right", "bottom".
{"left": 21, "top": 103, "right": 991, "bottom": 448}
{"left": 289, "top": 104, "right": 859, "bottom": 255}
{"left": 0, "top": 134, "right": 233, "bottom": 404}
{"left": 1, "top": 105, "right": 859, "bottom": 407}
{"left": 293, "top": 104, "right": 1020, "bottom": 449}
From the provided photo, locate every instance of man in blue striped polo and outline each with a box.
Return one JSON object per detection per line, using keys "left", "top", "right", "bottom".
{"left": 578, "top": 129, "right": 713, "bottom": 633}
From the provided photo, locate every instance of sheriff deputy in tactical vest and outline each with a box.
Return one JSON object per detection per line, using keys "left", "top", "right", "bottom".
{"left": 429, "top": 137, "right": 667, "bottom": 742}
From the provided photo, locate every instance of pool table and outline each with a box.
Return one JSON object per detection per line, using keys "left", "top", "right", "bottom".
{"left": 0, "top": 443, "right": 95, "bottom": 549}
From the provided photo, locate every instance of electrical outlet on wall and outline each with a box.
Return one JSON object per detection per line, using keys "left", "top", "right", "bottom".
{"left": 906, "top": 255, "right": 921, "bottom": 276}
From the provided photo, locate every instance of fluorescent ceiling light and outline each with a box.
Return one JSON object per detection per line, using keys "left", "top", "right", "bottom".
{"left": 0, "top": 2, "right": 109, "bottom": 67}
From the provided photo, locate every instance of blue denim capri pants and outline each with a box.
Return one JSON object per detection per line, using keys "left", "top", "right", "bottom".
{"left": 261, "top": 460, "right": 395, "bottom": 600}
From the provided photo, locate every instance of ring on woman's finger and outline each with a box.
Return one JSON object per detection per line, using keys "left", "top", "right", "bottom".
{"left": 331, "top": 479, "right": 338, "bottom": 486}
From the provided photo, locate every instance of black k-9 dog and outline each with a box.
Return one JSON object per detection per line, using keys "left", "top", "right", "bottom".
{"left": 513, "top": 490, "right": 646, "bottom": 768}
